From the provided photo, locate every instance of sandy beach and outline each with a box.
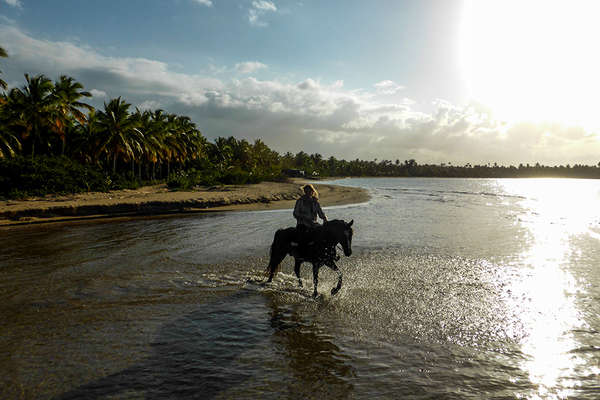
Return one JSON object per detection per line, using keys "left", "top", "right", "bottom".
{"left": 0, "top": 179, "right": 369, "bottom": 227}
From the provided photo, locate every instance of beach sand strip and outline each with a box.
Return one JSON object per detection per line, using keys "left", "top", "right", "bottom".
{"left": 0, "top": 179, "right": 369, "bottom": 227}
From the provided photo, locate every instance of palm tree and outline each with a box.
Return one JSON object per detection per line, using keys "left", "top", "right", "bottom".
{"left": 53, "top": 75, "right": 93, "bottom": 154}
{"left": 0, "top": 128, "right": 21, "bottom": 159}
{"left": 97, "top": 97, "right": 143, "bottom": 174}
{"left": 163, "top": 114, "right": 205, "bottom": 177}
{"left": 70, "top": 108, "right": 100, "bottom": 164}
{"left": 159, "top": 113, "right": 180, "bottom": 177}
{"left": 252, "top": 138, "right": 279, "bottom": 175}
{"left": 210, "top": 137, "right": 234, "bottom": 172}
{"left": 175, "top": 115, "right": 206, "bottom": 162}
{"left": 7, "top": 74, "right": 56, "bottom": 158}
{"left": 0, "top": 47, "right": 8, "bottom": 91}
{"left": 0, "top": 94, "right": 21, "bottom": 158}
{"left": 141, "top": 109, "right": 169, "bottom": 180}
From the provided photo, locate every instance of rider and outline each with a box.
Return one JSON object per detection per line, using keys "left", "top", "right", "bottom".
{"left": 293, "top": 184, "right": 327, "bottom": 252}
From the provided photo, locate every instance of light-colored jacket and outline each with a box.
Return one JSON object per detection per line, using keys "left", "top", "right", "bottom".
{"left": 293, "top": 195, "right": 326, "bottom": 227}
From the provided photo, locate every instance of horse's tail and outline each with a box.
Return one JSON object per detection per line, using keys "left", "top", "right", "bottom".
{"left": 266, "top": 228, "right": 290, "bottom": 280}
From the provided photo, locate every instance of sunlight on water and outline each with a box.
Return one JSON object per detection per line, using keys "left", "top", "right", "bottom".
{"left": 500, "top": 179, "right": 600, "bottom": 398}
{"left": 3, "top": 178, "right": 600, "bottom": 399}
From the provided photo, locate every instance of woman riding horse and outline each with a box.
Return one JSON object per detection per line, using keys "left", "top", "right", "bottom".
{"left": 293, "top": 184, "right": 327, "bottom": 251}
{"left": 266, "top": 218, "right": 354, "bottom": 297}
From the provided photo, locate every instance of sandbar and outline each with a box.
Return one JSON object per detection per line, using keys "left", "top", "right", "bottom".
{"left": 0, "top": 179, "right": 370, "bottom": 227}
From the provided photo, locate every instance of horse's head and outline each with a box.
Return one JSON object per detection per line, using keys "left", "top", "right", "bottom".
{"left": 326, "top": 219, "right": 354, "bottom": 257}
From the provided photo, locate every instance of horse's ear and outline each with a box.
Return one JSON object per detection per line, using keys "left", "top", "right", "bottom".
{"left": 348, "top": 219, "right": 354, "bottom": 227}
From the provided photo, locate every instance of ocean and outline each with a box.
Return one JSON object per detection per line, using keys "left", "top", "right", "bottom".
{"left": 1, "top": 177, "right": 599, "bottom": 399}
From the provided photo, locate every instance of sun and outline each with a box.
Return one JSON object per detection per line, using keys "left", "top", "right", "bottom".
{"left": 459, "top": 0, "right": 600, "bottom": 130}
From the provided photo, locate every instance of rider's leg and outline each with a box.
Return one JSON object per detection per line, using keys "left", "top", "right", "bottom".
{"left": 297, "top": 224, "right": 310, "bottom": 253}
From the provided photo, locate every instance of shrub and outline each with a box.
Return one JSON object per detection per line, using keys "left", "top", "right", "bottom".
{"left": 220, "top": 167, "right": 250, "bottom": 185}
{"left": 167, "top": 170, "right": 195, "bottom": 190}
{"left": 0, "top": 156, "right": 109, "bottom": 198}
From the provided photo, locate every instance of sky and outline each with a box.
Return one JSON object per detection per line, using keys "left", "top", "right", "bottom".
{"left": 1, "top": 0, "right": 600, "bottom": 166}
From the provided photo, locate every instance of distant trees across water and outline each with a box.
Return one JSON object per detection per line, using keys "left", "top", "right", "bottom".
{"left": 2, "top": 58, "right": 600, "bottom": 198}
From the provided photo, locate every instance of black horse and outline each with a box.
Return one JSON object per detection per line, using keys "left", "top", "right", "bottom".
{"left": 266, "top": 219, "right": 354, "bottom": 297}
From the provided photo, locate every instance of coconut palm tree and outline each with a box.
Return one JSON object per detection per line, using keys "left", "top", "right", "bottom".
{"left": 0, "top": 129, "right": 21, "bottom": 159}
{"left": 0, "top": 47, "right": 8, "bottom": 91}
{"left": 162, "top": 113, "right": 199, "bottom": 177}
{"left": 188, "top": 125, "right": 207, "bottom": 160}
{"left": 139, "top": 109, "right": 169, "bottom": 180}
{"left": 70, "top": 108, "right": 100, "bottom": 164}
{"left": 252, "top": 138, "right": 279, "bottom": 175}
{"left": 53, "top": 75, "right": 93, "bottom": 154}
{"left": 173, "top": 115, "right": 206, "bottom": 163}
{"left": 210, "top": 137, "right": 234, "bottom": 173}
{"left": 97, "top": 97, "right": 143, "bottom": 174}
{"left": 7, "top": 74, "right": 56, "bottom": 158}
{"left": 0, "top": 94, "right": 21, "bottom": 158}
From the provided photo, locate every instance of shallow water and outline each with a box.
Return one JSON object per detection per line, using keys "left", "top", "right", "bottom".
{"left": 1, "top": 178, "right": 600, "bottom": 399}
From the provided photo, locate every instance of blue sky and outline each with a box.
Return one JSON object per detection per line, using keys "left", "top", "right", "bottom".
{"left": 2, "top": 0, "right": 600, "bottom": 165}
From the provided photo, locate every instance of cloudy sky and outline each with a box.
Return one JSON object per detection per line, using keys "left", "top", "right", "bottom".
{"left": 2, "top": 0, "right": 600, "bottom": 165}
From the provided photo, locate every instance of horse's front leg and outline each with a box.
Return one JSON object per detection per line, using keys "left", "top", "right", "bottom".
{"left": 312, "top": 263, "right": 320, "bottom": 297}
{"left": 294, "top": 258, "right": 303, "bottom": 287}
{"left": 327, "top": 261, "right": 343, "bottom": 296}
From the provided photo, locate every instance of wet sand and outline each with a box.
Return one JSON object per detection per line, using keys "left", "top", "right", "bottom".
{"left": 0, "top": 179, "right": 370, "bottom": 227}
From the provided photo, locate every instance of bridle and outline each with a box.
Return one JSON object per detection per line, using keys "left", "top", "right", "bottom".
{"left": 335, "top": 226, "right": 352, "bottom": 255}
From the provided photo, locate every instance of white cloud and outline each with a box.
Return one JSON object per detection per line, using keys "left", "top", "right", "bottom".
{"left": 192, "top": 0, "right": 212, "bottom": 6}
{"left": 248, "top": 0, "right": 277, "bottom": 27}
{"left": 89, "top": 89, "right": 107, "bottom": 98}
{"left": 1, "top": 25, "right": 223, "bottom": 106}
{"left": 248, "top": 10, "right": 264, "bottom": 27}
{"left": 137, "top": 100, "right": 162, "bottom": 110}
{"left": 252, "top": 0, "right": 276, "bottom": 11}
{"left": 374, "top": 80, "right": 404, "bottom": 95}
{"left": 3, "top": 0, "right": 22, "bottom": 8}
{"left": 235, "top": 61, "right": 267, "bottom": 74}
{"left": 3, "top": 24, "right": 599, "bottom": 165}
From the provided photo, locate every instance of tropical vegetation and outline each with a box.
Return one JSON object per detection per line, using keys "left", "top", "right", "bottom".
{"left": 2, "top": 49, "right": 600, "bottom": 199}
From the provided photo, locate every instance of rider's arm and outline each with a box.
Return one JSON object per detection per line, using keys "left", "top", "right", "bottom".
{"left": 293, "top": 198, "right": 302, "bottom": 220}
{"left": 315, "top": 200, "right": 327, "bottom": 222}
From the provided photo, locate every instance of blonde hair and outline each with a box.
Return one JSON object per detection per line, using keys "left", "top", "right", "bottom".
{"left": 302, "top": 184, "right": 319, "bottom": 199}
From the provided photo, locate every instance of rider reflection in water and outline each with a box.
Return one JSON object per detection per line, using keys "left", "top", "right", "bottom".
{"left": 293, "top": 184, "right": 328, "bottom": 252}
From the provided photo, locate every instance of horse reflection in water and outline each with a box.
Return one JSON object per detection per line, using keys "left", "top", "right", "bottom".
{"left": 55, "top": 290, "right": 354, "bottom": 399}
{"left": 266, "top": 219, "right": 354, "bottom": 297}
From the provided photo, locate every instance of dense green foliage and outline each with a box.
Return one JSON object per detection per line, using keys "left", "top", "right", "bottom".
{"left": 2, "top": 51, "right": 600, "bottom": 199}
{"left": 0, "top": 67, "right": 287, "bottom": 197}
{"left": 0, "top": 156, "right": 110, "bottom": 197}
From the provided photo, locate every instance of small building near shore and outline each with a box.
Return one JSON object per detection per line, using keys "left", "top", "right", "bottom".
{"left": 283, "top": 169, "right": 305, "bottom": 177}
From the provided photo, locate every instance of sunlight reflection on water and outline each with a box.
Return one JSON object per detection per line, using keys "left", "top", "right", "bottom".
{"left": 499, "top": 179, "right": 600, "bottom": 398}
{"left": 2, "top": 178, "right": 600, "bottom": 398}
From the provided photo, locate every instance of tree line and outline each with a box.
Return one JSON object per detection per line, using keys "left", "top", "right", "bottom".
{"left": 2, "top": 46, "right": 600, "bottom": 197}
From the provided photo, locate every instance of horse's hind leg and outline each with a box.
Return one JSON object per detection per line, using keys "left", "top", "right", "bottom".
{"left": 294, "top": 259, "right": 303, "bottom": 287}
{"left": 312, "top": 264, "right": 320, "bottom": 297}
{"left": 266, "top": 252, "right": 286, "bottom": 283}
{"left": 327, "top": 261, "right": 343, "bottom": 296}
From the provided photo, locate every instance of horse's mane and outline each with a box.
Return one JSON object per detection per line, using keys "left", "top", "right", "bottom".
{"left": 324, "top": 219, "right": 347, "bottom": 226}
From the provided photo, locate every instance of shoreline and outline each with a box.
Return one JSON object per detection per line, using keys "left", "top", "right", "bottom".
{"left": 0, "top": 179, "right": 370, "bottom": 227}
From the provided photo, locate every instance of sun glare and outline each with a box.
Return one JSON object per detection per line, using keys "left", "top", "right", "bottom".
{"left": 460, "top": 0, "right": 600, "bottom": 130}
{"left": 499, "top": 178, "right": 600, "bottom": 397}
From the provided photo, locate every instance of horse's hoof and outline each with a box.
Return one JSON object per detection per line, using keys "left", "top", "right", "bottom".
{"left": 313, "top": 292, "right": 318, "bottom": 298}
